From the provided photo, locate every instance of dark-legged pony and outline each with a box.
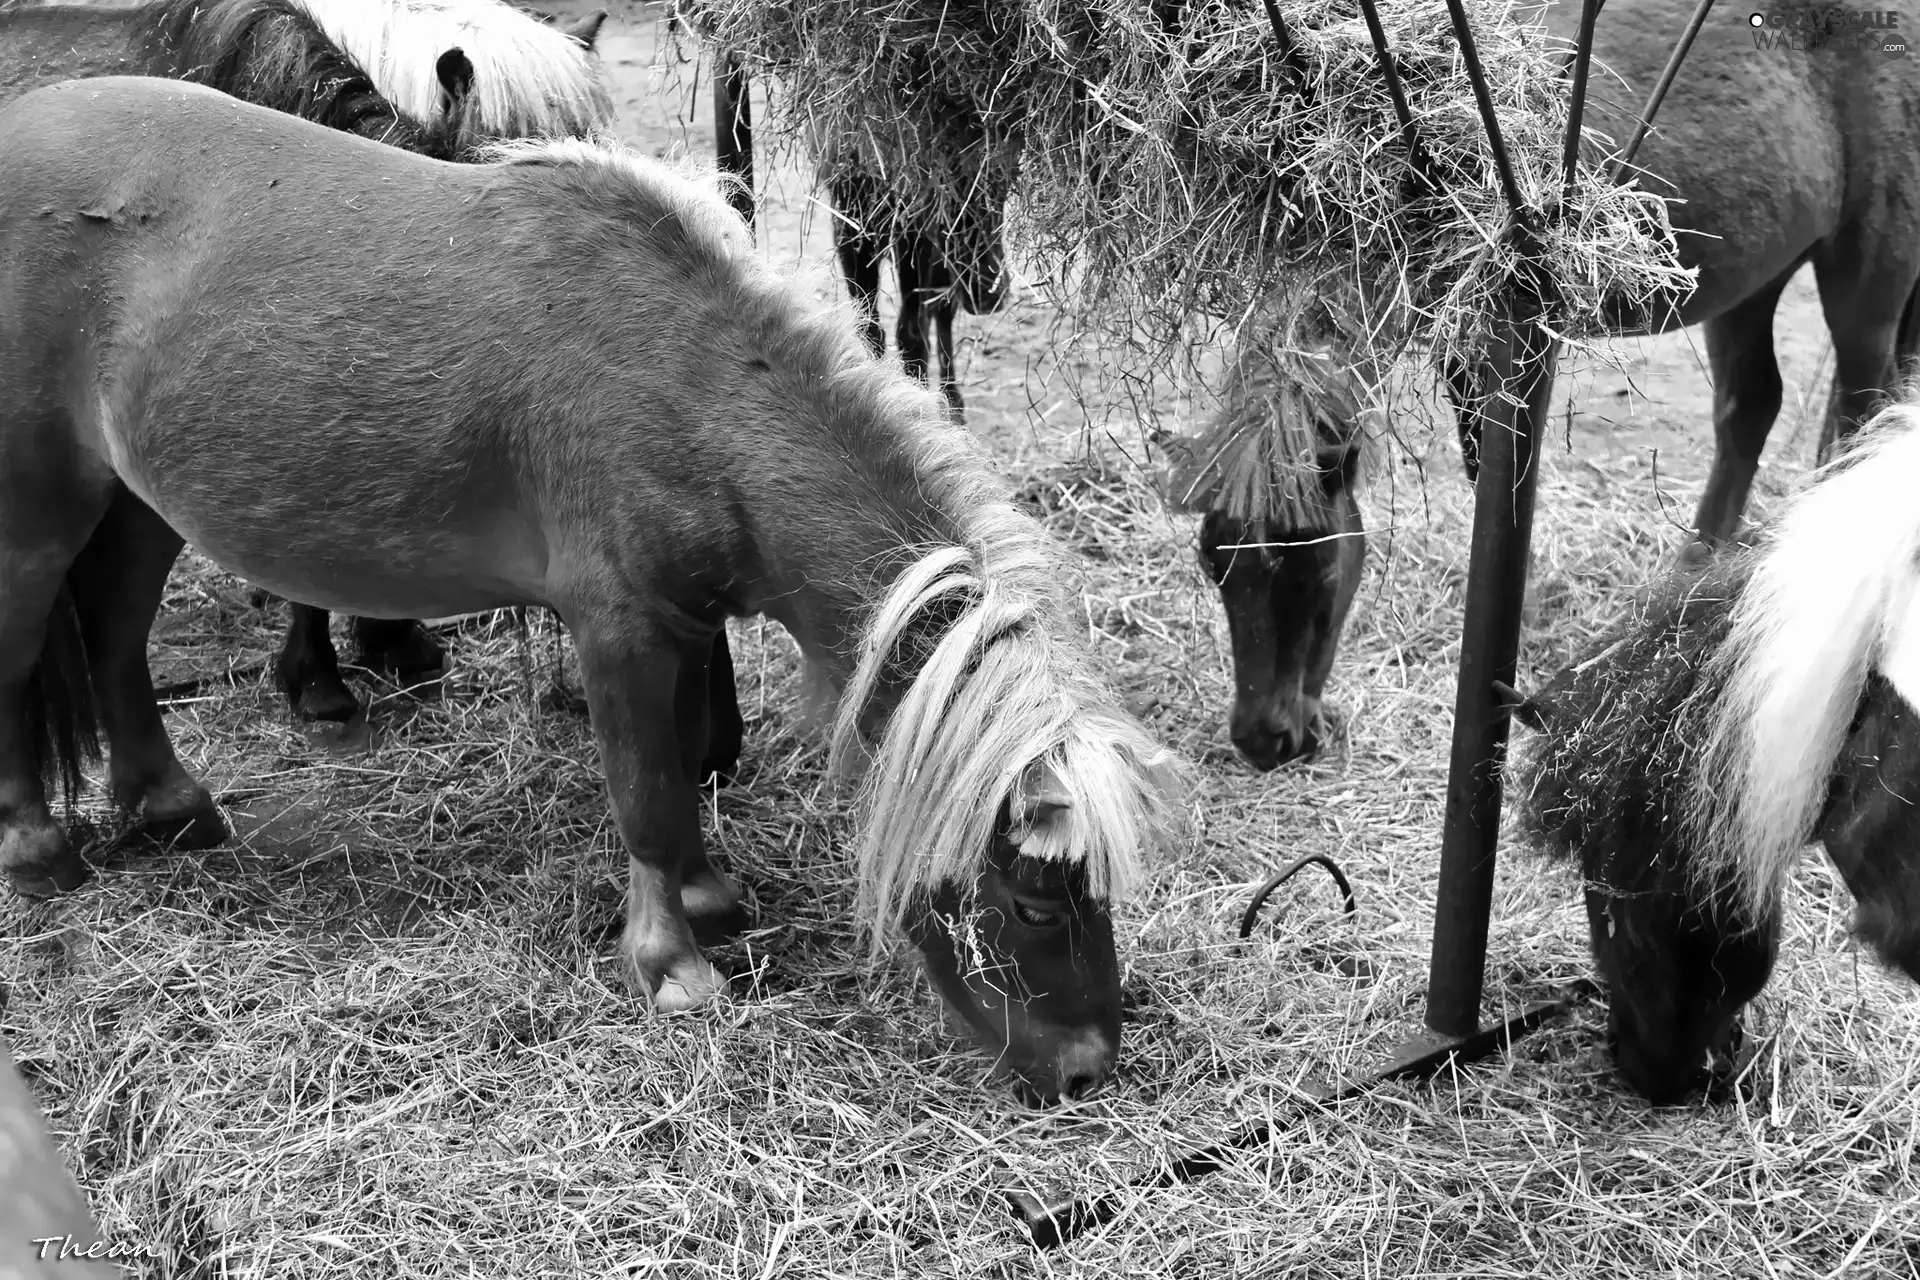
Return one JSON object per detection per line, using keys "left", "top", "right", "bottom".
{"left": 821, "top": 140, "right": 1011, "bottom": 421}
{"left": 0, "top": 0, "right": 618, "bottom": 734}
{"left": 1164, "top": 308, "right": 1371, "bottom": 770}
{"left": 0, "top": 79, "right": 1184, "bottom": 1101}
{"left": 1505, "top": 397, "right": 1920, "bottom": 1104}
{"left": 1452, "top": 0, "right": 1920, "bottom": 563}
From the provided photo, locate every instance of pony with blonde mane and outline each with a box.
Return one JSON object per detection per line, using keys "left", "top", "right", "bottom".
{"left": 0, "top": 78, "right": 1183, "bottom": 1103}
{"left": 1504, "top": 395, "right": 1920, "bottom": 1103}
{"left": 1164, "top": 303, "right": 1376, "bottom": 769}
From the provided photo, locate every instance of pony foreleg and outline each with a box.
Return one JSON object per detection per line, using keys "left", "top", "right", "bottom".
{"left": 1686, "top": 269, "right": 1795, "bottom": 564}
{"left": 931, "top": 297, "right": 965, "bottom": 421}
{"left": 276, "top": 604, "right": 361, "bottom": 722}
{"left": 673, "top": 628, "right": 742, "bottom": 921}
{"left": 830, "top": 188, "right": 886, "bottom": 359}
{"left": 1814, "top": 255, "right": 1920, "bottom": 463}
{"left": 699, "top": 626, "right": 743, "bottom": 787}
{"left": 1442, "top": 357, "right": 1486, "bottom": 482}
{"left": 66, "top": 493, "right": 225, "bottom": 851}
{"left": 573, "top": 620, "right": 729, "bottom": 1010}
{"left": 895, "top": 243, "right": 932, "bottom": 391}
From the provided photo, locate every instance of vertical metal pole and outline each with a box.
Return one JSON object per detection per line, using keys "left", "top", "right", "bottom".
{"left": 1423, "top": 259, "right": 1560, "bottom": 1039}
{"left": 713, "top": 49, "right": 755, "bottom": 234}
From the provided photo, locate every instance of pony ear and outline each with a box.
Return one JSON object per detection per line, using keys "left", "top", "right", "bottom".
{"left": 557, "top": 9, "right": 608, "bottom": 50}
{"left": 1492, "top": 679, "right": 1548, "bottom": 733}
{"left": 435, "top": 48, "right": 475, "bottom": 114}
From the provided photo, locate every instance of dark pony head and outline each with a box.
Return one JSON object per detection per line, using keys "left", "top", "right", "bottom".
{"left": 1168, "top": 318, "right": 1368, "bottom": 770}
{"left": 131, "top": 0, "right": 472, "bottom": 159}
{"left": 1507, "top": 556, "right": 1778, "bottom": 1104}
{"left": 1509, "top": 394, "right": 1920, "bottom": 1105}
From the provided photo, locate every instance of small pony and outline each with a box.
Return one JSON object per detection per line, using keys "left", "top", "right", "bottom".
{"left": 1164, "top": 306, "right": 1372, "bottom": 769}
{"left": 1505, "top": 396, "right": 1920, "bottom": 1103}
{"left": 0, "top": 78, "right": 1183, "bottom": 1102}
{"left": 0, "top": 0, "right": 614, "bottom": 729}
{"left": 815, "top": 126, "right": 1013, "bottom": 420}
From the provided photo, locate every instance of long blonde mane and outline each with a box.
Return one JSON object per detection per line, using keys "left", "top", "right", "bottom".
{"left": 1686, "top": 396, "right": 1920, "bottom": 924}
{"left": 816, "top": 414, "right": 1188, "bottom": 953}
{"left": 293, "top": 0, "right": 612, "bottom": 140}
{"left": 1166, "top": 304, "right": 1374, "bottom": 529}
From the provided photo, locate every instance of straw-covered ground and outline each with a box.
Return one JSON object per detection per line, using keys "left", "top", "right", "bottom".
{"left": 3, "top": 3, "right": 1917, "bottom": 1276}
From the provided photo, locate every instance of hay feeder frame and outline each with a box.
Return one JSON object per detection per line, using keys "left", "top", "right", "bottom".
{"left": 708, "top": 0, "right": 1717, "bottom": 1248}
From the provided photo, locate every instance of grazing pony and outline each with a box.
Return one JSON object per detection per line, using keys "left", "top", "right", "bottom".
{"left": 1452, "top": 0, "right": 1920, "bottom": 560}
{"left": 818, "top": 132, "right": 1013, "bottom": 420}
{"left": 1165, "top": 308, "right": 1372, "bottom": 769}
{"left": 0, "top": 1042, "right": 119, "bottom": 1280}
{"left": 0, "top": 79, "right": 1183, "bottom": 1101}
{"left": 0, "top": 0, "right": 616, "bottom": 732}
{"left": 1506, "top": 397, "right": 1920, "bottom": 1104}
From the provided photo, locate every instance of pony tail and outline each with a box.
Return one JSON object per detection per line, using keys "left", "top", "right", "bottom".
{"left": 26, "top": 581, "right": 102, "bottom": 813}
{"left": 1686, "top": 400, "right": 1920, "bottom": 923}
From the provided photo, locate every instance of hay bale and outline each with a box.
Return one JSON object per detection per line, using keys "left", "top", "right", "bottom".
{"left": 671, "top": 0, "right": 1690, "bottom": 382}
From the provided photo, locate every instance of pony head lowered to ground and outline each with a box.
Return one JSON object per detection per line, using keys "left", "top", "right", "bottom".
{"left": 1506, "top": 397, "right": 1920, "bottom": 1104}
{"left": 810, "top": 405, "right": 1191, "bottom": 1100}
{"left": 1165, "top": 304, "right": 1373, "bottom": 770}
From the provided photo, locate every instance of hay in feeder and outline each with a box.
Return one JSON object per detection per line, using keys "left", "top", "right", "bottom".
{"left": 671, "top": 0, "right": 1692, "bottom": 387}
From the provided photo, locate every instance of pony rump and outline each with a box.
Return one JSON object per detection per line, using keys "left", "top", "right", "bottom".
{"left": 1167, "top": 307, "right": 1369, "bottom": 530}
{"left": 291, "top": 0, "right": 611, "bottom": 141}
{"left": 1687, "top": 397, "right": 1920, "bottom": 925}
{"left": 823, "top": 418, "right": 1186, "bottom": 954}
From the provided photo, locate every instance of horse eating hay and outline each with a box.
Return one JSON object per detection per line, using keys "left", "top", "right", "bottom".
{"left": 1505, "top": 395, "right": 1920, "bottom": 1103}
{"left": 0, "top": 78, "right": 1183, "bottom": 1102}
{"left": 0, "top": 0, "right": 616, "bottom": 731}
{"left": 1164, "top": 306, "right": 1373, "bottom": 770}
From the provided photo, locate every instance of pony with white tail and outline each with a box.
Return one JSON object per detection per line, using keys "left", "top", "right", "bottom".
{"left": 1504, "top": 393, "right": 1920, "bottom": 1105}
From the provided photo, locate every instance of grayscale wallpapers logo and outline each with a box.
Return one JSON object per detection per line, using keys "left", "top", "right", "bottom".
{"left": 1748, "top": 6, "right": 1907, "bottom": 54}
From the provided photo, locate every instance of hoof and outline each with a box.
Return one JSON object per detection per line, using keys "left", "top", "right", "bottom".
{"left": 1675, "top": 539, "right": 1716, "bottom": 573}
{"left": 642, "top": 957, "right": 730, "bottom": 1012}
{"left": 292, "top": 679, "right": 363, "bottom": 725}
{"left": 5, "top": 852, "right": 90, "bottom": 899}
{"left": 141, "top": 797, "right": 228, "bottom": 852}
{"left": 355, "top": 622, "right": 446, "bottom": 683}
{"left": 2, "top": 824, "right": 86, "bottom": 898}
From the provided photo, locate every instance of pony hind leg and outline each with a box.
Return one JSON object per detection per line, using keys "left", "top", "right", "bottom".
{"left": 1684, "top": 266, "right": 1799, "bottom": 564}
{"left": 276, "top": 604, "right": 361, "bottom": 723}
{"left": 570, "top": 614, "right": 729, "bottom": 1008}
{"left": 0, "top": 482, "right": 116, "bottom": 897}
{"left": 931, "top": 293, "right": 964, "bottom": 421}
{"left": 672, "top": 626, "right": 742, "bottom": 921}
{"left": 66, "top": 491, "right": 226, "bottom": 852}
{"left": 1812, "top": 246, "right": 1920, "bottom": 463}
{"left": 349, "top": 616, "right": 447, "bottom": 687}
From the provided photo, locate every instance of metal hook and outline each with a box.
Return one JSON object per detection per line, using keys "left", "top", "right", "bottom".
{"left": 1238, "top": 853, "right": 1358, "bottom": 939}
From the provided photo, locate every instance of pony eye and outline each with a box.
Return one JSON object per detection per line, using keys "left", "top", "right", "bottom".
{"left": 1012, "top": 899, "right": 1065, "bottom": 929}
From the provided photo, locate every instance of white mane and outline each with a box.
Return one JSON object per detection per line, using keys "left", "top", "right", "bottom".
{"left": 293, "top": 0, "right": 612, "bottom": 139}
{"left": 1687, "top": 396, "right": 1920, "bottom": 923}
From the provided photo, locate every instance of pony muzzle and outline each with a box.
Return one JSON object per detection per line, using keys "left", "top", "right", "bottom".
{"left": 1231, "top": 692, "right": 1322, "bottom": 770}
